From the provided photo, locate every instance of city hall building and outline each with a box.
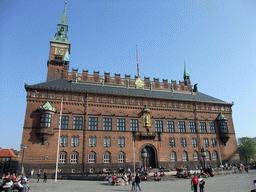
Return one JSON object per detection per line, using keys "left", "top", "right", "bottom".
{"left": 21, "top": 4, "right": 240, "bottom": 174}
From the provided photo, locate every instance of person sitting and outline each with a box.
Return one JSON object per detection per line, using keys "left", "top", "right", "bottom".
{"left": 155, "top": 175, "right": 161, "bottom": 181}
{"left": 153, "top": 172, "right": 158, "bottom": 177}
{"left": 112, "top": 174, "right": 119, "bottom": 185}
{"left": 2, "top": 177, "right": 13, "bottom": 192}
{"left": 160, "top": 172, "right": 165, "bottom": 177}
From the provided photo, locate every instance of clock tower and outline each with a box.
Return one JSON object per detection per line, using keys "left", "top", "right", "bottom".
{"left": 47, "top": 2, "right": 70, "bottom": 81}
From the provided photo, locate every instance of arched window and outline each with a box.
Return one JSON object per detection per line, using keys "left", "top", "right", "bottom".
{"left": 193, "top": 151, "right": 198, "bottom": 161}
{"left": 118, "top": 152, "right": 125, "bottom": 163}
{"left": 103, "top": 152, "right": 111, "bottom": 163}
{"left": 206, "top": 151, "right": 211, "bottom": 161}
{"left": 182, "top": 151, "right": 188, "bottom": 161}
{"left": 88, "top": 152, "right": 96, "bottom": 163}
{"left": 70, "top": 152, "right": 78, "bottom": 163}
{"left": 170, "top": 152, "right": 176, "bottom": 162}
{"left": 59, "top": 152, "right": 67, "bottom": 163}
{"left": 213, "top": 151, "right": 218, "bottom": 160}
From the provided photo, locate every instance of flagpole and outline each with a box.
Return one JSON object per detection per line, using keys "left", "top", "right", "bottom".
{"left": 136, "top": 45, "right": 139, "bottom": 77}
{"left": 217, "top": 139, "right": 223, "bottom": 175}
{"left": 133, "top": 139, "right": 135, "bottom": 176}
{"left": 55, "top": 98, "right": 63, "bottom": 184}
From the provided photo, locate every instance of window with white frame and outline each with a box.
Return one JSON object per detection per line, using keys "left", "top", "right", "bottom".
{"left": 200, "top": 122, "right": 207, "bottom": 133}
{"left": 192, "top": 138, "right": 197, "bottom": 147}
{"left": 89, "top": 137, "right": 96, "bottom": 147}
{"left": 209, "top": 123, "right": 216, "bottom": 133}
{"left": 167, "top": 121, "right": 175, "bottom": 132}
{"left": 178, "top": 121, "right": 186, "bottom": 132}
{"left": 89, "top": 117, "right": 98, "bottom": 130}
{"left": 170, "top": 152, "right": 176, "bottom": 162}
{"left": 104, "top": 137, "right": 111, "bottom": 147}
{"left": 193, "top": 151, "right": 198, "bottom": 161}
{"left": 71, "top": 136, "right": 79, "bottom": 147}
{"left": 181, "top": 138, "right": 187, "bottom": 147}
{"left": 189, "top": 122, "right": 196, "bottom": 133}
{"left": 118, "top": 137, "right": 125, "bottom": 147}
{"left": 130, "top": 119, "right": 139, "bottom": 131}
{"left": 206, "top": 151, "right": 211, "bottom": 161}
{"left": 182, "top": 151, "right": 188, "bottom": 161}
{"left": 88, "top": 152, "right": 96, "bottom": 163}
{"left": 155, "top": 120, "right": 163, "bottom": 132}
{"left": 59, "top": 152, "right": 67, "bottom": 163}
{"left": 211, "top": 138, "right": 216, "bottom": 147}
{"left": 103, "top": 118, "right": 112, "bottom": 131}
{"left": 70, "top": 152, "right": 78, "bottom": 163}
{"left": 204, "top": 138, "right": 209, "bottom": 147}
{"left": 60, "top": 136, "right": 68, "bottom": 147}
{"left": 117, "top": 119, "right": 125, "bottom": 131}
{"left": 118, "top": 152, "right": 125, "bottom": 163}
{"left": 103, "top": 152, "right": 111, "bottom": 163}
{"left": 169, "top": 138, "right": 175, "bottom": 148}
{"left": 213, "top": 151, "right": 218, "bottom": 160}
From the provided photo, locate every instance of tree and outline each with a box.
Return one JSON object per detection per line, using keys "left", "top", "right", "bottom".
{"left": 238, "top": 137, "right": 256, "bottom": 164}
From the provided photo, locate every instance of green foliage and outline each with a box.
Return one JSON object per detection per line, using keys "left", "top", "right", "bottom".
{"left": 238, "top": 137, "right": 256, "bottom": 163}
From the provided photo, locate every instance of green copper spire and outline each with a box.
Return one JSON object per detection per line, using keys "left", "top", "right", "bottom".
{"left": 38, "top": 101, "right": 56, "bottom": 112}
{"left": 217, "top": 113, "right": 227, "bottom": 120}
{"left": 63, "top": 51, "right": 69, "bottom": 61}
{"left": 184, "top": 63, "right": 190, "bottom": 78}
{"left": 50, "top": 2, "right": 70, "bottom": 44}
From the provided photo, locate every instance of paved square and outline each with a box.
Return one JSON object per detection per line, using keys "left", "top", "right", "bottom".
{"left": 29, "top": 171, "right": 256, "bottom": 192}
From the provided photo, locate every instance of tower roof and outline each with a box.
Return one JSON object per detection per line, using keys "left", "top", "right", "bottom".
{"left": 38, "top": 101, "right": 56, "bottom": 112}
{"left": 217, "top": 113, "right": 227, "bottom": 120}
{"left": 58, "top": 2, "right": 68, "bottom": 26}
{"left": 184, "top": 64, "right": 190, "bottom": 78}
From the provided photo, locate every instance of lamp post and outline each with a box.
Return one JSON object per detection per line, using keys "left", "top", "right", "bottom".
{"left": 20, "top": 145, "right": 28, "bottom": 175}
{"left": 201, "top": 148, "right": 206, "bottom": 173}
{"left": 142, "top": 149, "right": 147, "bottom": 173}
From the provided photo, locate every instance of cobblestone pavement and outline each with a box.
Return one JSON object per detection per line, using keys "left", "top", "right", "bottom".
{"left": 29, "top": 170, "right": 256, "bottom": 192}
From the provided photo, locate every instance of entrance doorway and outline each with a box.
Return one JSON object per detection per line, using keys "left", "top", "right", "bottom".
{"left": 141, "top": 145, "right": 157, "bottom": 168}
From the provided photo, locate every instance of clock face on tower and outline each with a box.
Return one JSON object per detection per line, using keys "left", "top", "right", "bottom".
{"left": 55, "top": 48, "right": 64, "bottom": 55}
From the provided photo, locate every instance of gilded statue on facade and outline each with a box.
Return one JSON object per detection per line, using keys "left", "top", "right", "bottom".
{"left": 142, "top": 106, "right": 151, "bottom": 127}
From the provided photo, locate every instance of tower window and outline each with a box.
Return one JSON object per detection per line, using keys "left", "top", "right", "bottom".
{"left": 55, "top": 69, "right": 59, "bottom": 74}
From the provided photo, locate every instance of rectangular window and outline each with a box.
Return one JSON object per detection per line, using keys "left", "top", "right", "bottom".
{"left": 167, "top": 121, "right": 175, "bottom": 132}
{"left": 204, "top": 138, "right": 209, "bottom": 147}
{"left": 169, "top": 138, "right": 175, "bottom": 148}
{"left": 73, "top": 116, "right": 83, "bottom": 129}
{"left": 181, "top": 138, "right": 186, "bottom": 147}
{"left": 117, "top": 119, "right": 125, "bottom": 131}
{"left": 200, "top": 122, "right": 207, "bottom": 133}
{"left": 211, "top": 138, "right": 216, "bottom": 147}
{"left": 60, "top": 136, "right": 68, "bottom": 147}
{"left": 118, "top": 153, "right": 125, "bottom": 163}
{"left": 40, "top": 113, "right": 52, "bottom": 128}
{"left": 103, "top": 153, "right": 111, "bottom": 163}
{"left": 71, "top": 137, "right": 79, "bottom": 147}
{"left": 61, "top": 116, "right": 69, "bottom": 129}
{"left": 189, "top": 122, "right": 196, "bottom": 133}
{"left": 88, "top": 117, "right": 98, "bottom": 130}
{"left": 192, "top": 138, "right": 197, "bottom": 147}
{"left": 89, "top": 137, "right": 96, "bottom": 147}
{"left": 118, "top": 138, "right": 125, "bottom": 147}
{"left": 103, "top": 118, "right": 112, "bottom": 131}
{"left": 130, "top": 119, "right": 139, "bottom": 131}
{"left": 155, "top": 120, "right": 163, "bottom": 132}
{"left": 104, "top": 137, "right": 111, "bottom": 147}
{"left": 221, "top": 122, "right": 228, "bottom": 133}
{"left": 88, "top": 153, "right": 95, "bottom": 163}
{"left": 178, "top": 121, "right": 186, "bottom": 132}
{"left": 209, "top": 123, "right": 216, "bottom": 133}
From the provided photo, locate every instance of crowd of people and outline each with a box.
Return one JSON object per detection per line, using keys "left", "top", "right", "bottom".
{"left": 0, "top": 173, "right": 30, "bottom": 192}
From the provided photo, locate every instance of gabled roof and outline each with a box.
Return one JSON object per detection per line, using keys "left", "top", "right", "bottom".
{"left": 0, "top": 149, "right": 18, "bottom": 158}
{"left": 25, "top": 78, "right": 231, "bottom": 104}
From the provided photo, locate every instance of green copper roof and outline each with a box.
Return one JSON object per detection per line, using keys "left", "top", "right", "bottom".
{"left": 143, "top": 107, "right": 151, "bottom": 112}
{"left": 63, "top": 51, "right": 69, "bottom": 61}
{"left": 58, "top": 2, "right": 68, "bottom": 26}
{"left": 217, "top": 113, "right": 227, "bottom": 120}
{"left": 38, "top": 101, "right": 56, "bottom": 112}
{"left": 184, "top": 64, "right": 190, "bottom": 78}
{"left": 50, "top": 2, "right": 70, "bottom": 44}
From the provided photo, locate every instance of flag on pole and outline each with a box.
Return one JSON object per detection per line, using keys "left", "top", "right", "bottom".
{"left": 136, "top": 45, "right": 139, "bottom": 77}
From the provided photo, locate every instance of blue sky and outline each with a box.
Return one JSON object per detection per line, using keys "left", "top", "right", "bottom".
{"left": 1, "top": 0, "right": 256, "bottom": 150}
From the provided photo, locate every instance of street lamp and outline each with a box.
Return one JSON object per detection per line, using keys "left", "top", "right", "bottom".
{"left": 20, "top": 145, "right": 28, "bottom": 175}
{"left": 201, "top": 148, "right": 206, "bottom": 172}
{"left": 141, "top": 149, "right": 147, "bottom": 172}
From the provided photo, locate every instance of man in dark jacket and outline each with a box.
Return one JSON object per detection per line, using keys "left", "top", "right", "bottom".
{"left": 135, "top": 173, "right": 141, "bottom": 191}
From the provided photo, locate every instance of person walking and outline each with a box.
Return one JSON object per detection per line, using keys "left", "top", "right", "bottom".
{"left": 131, "top": 175, "right": 135, "bottom": 191}
{"left": 198, "top": 175, "right": 205, "bottom": 192}
{"left": 43, "top": 171, "right": 47, "bottom": 183}
{"left": 135, "top": 173, "right": 141, "bottom": 191}
{"left": 37, "top": 171, "right": 41, "bottom": 183}
{"left": 191, "top": 174, "right": 198, "bottom": 192}
{"left": 31, "top": 169, "right": 34, "bottom": 179}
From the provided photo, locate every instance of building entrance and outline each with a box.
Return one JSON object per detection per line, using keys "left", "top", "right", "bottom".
{"left": 141, "top": 145, "right": 157, "bottom": 168}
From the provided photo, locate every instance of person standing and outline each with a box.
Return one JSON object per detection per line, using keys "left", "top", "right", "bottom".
{"left": 135, "top": 173, "right": 141, "bottom": 191}
{"left": 37, "top": 171, "right": 41, "bottom": 183}
{"left": 191, "top": 175, "right": 198, "bottom": 192}
{"left": 43, "top": 171, "right": 48, "bottom": 183}
{"left": 31, "top": 169, "right": 34, "bottom": 179}
{"left": 198, "top": 175, "right": 205, "bottom": 192}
